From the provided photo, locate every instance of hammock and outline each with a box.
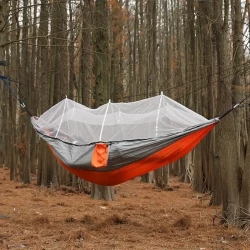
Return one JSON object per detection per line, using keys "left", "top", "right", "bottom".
{"left": 31, "top": 94, "right": 219, "bottom": 186}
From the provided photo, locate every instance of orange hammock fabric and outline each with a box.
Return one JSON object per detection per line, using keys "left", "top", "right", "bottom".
{"left": 91, "top": 143, "right": 109, "bottom": 168}
{"left": 48, "top": 123, "right": 216, "bottom": 186}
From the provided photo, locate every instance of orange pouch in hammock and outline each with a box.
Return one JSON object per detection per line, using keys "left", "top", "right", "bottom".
{"left": 91, "top": 143, "right": 109, "bottom": 168}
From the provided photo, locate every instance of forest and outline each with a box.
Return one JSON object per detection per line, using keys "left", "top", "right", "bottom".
{"left": 0, "top": 0, "right": 250, "bottom": 243}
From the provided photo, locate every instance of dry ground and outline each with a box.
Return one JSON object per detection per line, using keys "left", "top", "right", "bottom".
{"left": 0, "top": 167, "right": 249, "bottom": 250}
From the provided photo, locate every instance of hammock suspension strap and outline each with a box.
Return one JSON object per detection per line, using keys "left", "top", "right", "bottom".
{"left": 219, "top": 95, "right": 250, "bottom": 120}
{"left": 0, "top": 74, "right": 33, "bottom": 117}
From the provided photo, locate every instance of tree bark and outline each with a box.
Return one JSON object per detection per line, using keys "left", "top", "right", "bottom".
{"left": 92, "top": 0, "right": 114, "bottom": 200}
{"left": 213, "top": 0, "right": 241, "bottom": 223}
{"left": 36, "top": 0, "right": 50, "bottom": 187}
{"left": 20, "top": 0, "right": 30, "bottom": 184}
{"left": 0, "top": 0, "right": 8, "bottom": 170}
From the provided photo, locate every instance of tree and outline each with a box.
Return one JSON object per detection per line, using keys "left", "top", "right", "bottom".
{"left": 19, "top": 0, "right": 31, "bottom": 184}
{"left": 212, "top": 0, "right": 241, "bottom": 223}
{"left": 110, "top": 0, "right": 125, "bottom": 102}
{"left": 194, "top": 0, "right": 219, "bottom": 202}
{"left": 232, "top": 0, "right": 250, "bottom": 221}
{"left": 92, "top": 0, "right": 114, "bottom": 200}
{"left": 7, "top": 0, "right": 18, "bottom": 179}
{"left": 36, "top": 0, "right": 51, "bottom": 186}
{"left": 0, "top": 0, "right": 8, "bottom": 170}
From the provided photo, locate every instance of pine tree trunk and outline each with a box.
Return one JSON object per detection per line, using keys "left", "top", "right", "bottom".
{"left": 92, "top": 0, "right": 114, "bottom": 200}
{"left": 232, "top": 0, "right": 249, "bottom": 220}
{"left": 8, "top": 0, "right": 18, "bottom": 179}
{"left": 213, "top": 0, "right": 241, "bottom": 223}
{"left": 20, "top": 0, "right": 30, "bottom": 184}
{"left": 0, "top": 0, "right": 8, "bottom": 169}
{"left": 36, "top": 0, "right": 50, "bottom": 186}
{"left": 30, "top": 0, "right": 38, "bottom": 175}
{"left": 110, "top": 0, "right": 124, "bottom": 102}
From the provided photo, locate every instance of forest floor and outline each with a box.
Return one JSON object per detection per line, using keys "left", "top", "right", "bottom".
{"left": 0, "top": 167, "right": 250, "bottom": 250}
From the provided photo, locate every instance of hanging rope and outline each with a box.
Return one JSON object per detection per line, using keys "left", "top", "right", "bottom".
{"left": 0, "top": 75, "right": 33, "bottom": 117}
{"left": 219, "top": 94, "right": 250, "bottom": 120}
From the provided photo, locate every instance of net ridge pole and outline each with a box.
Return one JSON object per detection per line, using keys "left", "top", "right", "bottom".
{"left": 99, "top": 99, "right": 111, "bottom": 141}
{"left": 55, "top": 96, "right": 68, "bottom": 138}
{"left": 156, "top": 91, "right": 163, "bottom": 137}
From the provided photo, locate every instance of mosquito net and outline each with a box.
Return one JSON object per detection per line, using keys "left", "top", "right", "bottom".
{"left": 31, "top": 94, "right": 208, "bottom": 145}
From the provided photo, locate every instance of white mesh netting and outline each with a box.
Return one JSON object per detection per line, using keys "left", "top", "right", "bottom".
{"left": 31, "top": 95, "right": 208, "bottom": 144}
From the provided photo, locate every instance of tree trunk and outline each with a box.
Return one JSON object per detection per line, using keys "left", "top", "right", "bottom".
{"left": 36, "top": 0, "right": 50, "bottom": 186}
{"left": 92, "top": 0, "right": 114, "bottom": 200}
{"left": 68, "top": 0, "right": 76, "bottom": 100}
{"left": 110, "top": 0, "right": 124, "bottom": 102}
{"left": 8, "top": 0, "right": 18, "bottom": 179}
{"left": 78, "top": 0, "right": 92, "bottom": 106}
{"left": 0, "top": 0, "right": 8, "bottom": 169}
{"left": 30, "top": 0, "right": 38, "bottom": 175}
{"left": 138, "top": 0, "right": 146, "bottom": 99}
{"left": 232, "top": 0, "right": 249, "bottom": 220}
{"left": 213, "top": 0, "right": 241, "bottom": 223}
{"left": 20, "top": 0, "right": 30, "bottom": 184}
{"left": 47, "top": 0, "right": 68, "bottom": 186}
{"left": 91, "top": 183, "right": 115, "bottom": 201}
